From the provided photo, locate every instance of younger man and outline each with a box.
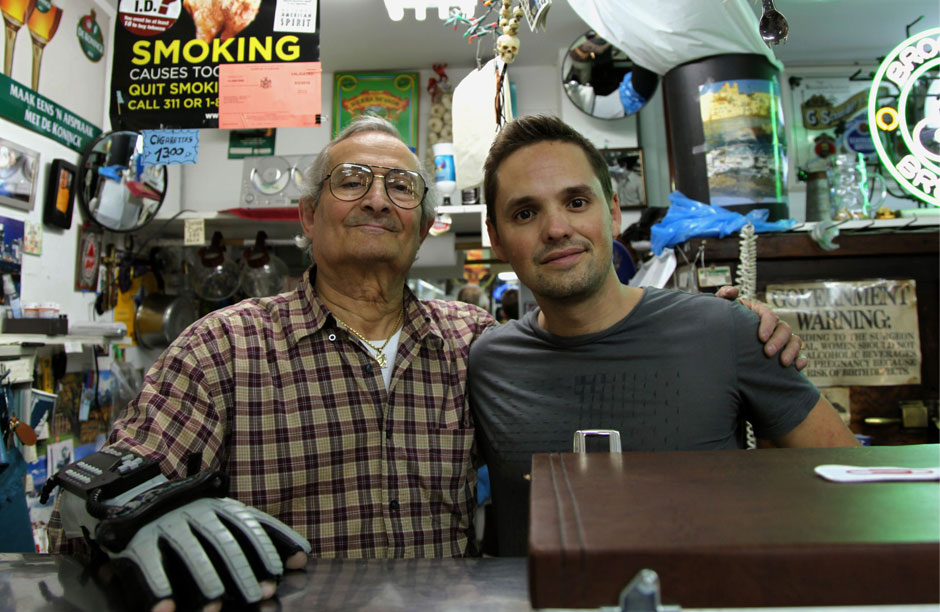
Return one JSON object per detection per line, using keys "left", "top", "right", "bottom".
{"left": 470, "top": 115, "right": 858, "bottom": 556}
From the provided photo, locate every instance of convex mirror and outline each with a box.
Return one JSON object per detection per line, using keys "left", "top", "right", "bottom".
{"left": 77, "top": 131, "right": 167, "bottom": 232}
{"left": 562, "top": 31, "right": 659, "bottom": 120}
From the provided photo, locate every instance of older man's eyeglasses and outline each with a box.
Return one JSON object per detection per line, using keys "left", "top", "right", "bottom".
{"left": 324, "top": 163, "right": 427, "bottom": 210}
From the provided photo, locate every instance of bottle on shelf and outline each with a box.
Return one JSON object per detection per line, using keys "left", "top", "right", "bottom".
{"left": 3, "top": 273, "right": 22, "bottom": 318}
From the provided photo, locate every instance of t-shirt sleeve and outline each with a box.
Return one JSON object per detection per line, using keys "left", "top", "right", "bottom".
{"left": 729, "top": 302, "right": 820, "bottom": 439}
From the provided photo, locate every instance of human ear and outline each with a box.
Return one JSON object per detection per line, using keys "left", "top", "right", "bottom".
{"left": 299, "top": 198, "right": 316, "bottom": 238}
{"left": 609, "top": 192, "right": 622, "bottom": 230}
{"left": 486, "top": 218, "right": 507, "bottom": 261}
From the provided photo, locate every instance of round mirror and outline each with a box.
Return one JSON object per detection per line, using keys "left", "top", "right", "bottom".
{"left": 561, "top": 31, "right": 659, "bottom": 120}
{"left": 77, "top": 131, "right": 167, "bottom": 232}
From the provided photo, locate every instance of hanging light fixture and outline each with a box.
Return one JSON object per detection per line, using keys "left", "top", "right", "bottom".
{"left": 383, "top": 0, "right": 476, "bottom": 22}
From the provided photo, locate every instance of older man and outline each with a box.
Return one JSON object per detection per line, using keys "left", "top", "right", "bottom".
{"left": 48, "top": 117, "right": 490, "bottom": 610}
{"left": 469, "top": 114, "right": 859, "bottom": 556}
{"left": 46, "top": 116, "right": 801, "bottom": 609}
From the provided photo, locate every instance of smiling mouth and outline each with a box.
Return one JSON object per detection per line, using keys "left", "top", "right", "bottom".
{"left": 541, "top": 248, "right": 584, "bottom": 265}
{"left": 352, "top": 222, "right": 396, "bottom": 233}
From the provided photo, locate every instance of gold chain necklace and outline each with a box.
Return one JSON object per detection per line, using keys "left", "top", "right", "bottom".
{"left": 335, "top": 308, "right": 404, "bottom": 369}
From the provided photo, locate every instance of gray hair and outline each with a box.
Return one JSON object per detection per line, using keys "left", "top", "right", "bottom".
{"left": 295, "top": 116, "right": 438, "bottom": 254}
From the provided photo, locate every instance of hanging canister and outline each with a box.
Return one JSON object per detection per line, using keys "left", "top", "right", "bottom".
{"left": 662, "top": 53, "right": 789, "bottom": 221}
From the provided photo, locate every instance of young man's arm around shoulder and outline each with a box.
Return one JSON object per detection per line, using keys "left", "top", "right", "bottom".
{"left": 772, "top": 396, "right": 860, "bottom": 447}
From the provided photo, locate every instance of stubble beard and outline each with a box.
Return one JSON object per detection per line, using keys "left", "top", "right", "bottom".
{"left": 529, "top": 250, "right": 610, "bottom": 301}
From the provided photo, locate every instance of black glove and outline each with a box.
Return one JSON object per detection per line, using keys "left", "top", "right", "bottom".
{"left": 103, "top": 494, "right": 310, "bottom": 608}
{"left": 49, "top": 450, "right": 310, "bottom": 609}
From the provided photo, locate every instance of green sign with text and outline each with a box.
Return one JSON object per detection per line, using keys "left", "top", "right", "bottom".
{"left": 0, "top": 73, "right": 101, "bottom": 152}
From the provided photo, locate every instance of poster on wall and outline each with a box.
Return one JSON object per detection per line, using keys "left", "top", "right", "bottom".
{"left": 0, "top": 214, "right": 24, "bottom": 275}
{"left": 333, "top": 72, "right": 420, "bottom": 150}
{"left": 698, "top": 78, "right": 787, "bottom": 207}
{"left": 0, "top": 0, "right": 106, "bottom": 151}
{"left": 601, "top": 148, "right": 646, "bottom": 209}
{"left": 789, "top": 75, "right": 881, "bottom": 173}
{"left": 0, "top": 138, "right": 38, "bottom": 211}
{"left": 110, "top": 0, "right": 320, "bottom": 130}
{"left": 766, "top": 279, "right": 921, "bottom": 387}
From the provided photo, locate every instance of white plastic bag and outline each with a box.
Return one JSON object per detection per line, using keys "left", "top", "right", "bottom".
{"left": 452, "top": 58, "right": 513, "bottom": 190}
{"left": 566, "top": 0, "right": 783, "bottom": 76}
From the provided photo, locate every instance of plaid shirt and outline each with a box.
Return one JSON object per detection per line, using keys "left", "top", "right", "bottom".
{"left": 50, "top": 267, "right": 494, "bottom": 558}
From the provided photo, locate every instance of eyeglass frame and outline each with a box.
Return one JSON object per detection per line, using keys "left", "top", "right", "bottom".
{"left": 322, "top": 163, "right": 429, "bottom": 210}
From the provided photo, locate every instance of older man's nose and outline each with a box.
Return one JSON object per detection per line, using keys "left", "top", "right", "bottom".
{"left": 360, "top": 175, "right": 392, "bottom": 211}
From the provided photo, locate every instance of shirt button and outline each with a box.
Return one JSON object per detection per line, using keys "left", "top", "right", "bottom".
{"left": 364, "top": 363, "right": 373, "bottom": 373}
{"left": 328, "top": 333, "right": 337, "bottom": 342}
{"left": 389, "top": 499, "right": 400, "bottom": 513}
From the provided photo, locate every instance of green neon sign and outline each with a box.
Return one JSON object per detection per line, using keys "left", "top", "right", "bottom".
{"left": 867, "top": 27, "right": 940, "bottom": 207}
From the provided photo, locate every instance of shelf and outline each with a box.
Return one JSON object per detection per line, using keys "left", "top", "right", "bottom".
{"left": 788, "top": 216, "right": 939, "bottom": 233}
{"left": 0, "top": 334, "right": 115, "bottom": 347}
{"left": 149, "top": 206, "right": 488, "bottom": 244}
{"left": 149, "top": 210, "right": 302, "bottom": 243}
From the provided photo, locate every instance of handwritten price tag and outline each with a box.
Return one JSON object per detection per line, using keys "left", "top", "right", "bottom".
{"left": 142, "top": 129, "right": 200, "bottom": 165}
{"left": 184, "top": 218, "right": 205, "bottom": 246}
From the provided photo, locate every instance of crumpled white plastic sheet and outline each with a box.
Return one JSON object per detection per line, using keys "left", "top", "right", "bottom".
{"left": 566, "top": 0, "right": 783, "bottom": 76}
{"left": 452, "top": 58, "right": 514, "bottom": 190}
{"left": 628, "top": 248, "right": 677, "bottom": 289}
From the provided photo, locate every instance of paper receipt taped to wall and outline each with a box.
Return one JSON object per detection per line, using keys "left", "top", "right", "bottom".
{"left": 219, "top": 62, "right": 322, "bottom": 129}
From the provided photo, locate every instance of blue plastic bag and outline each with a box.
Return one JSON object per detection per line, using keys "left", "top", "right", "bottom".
{"left": 650, "top": 191, "right": 796, "bottom": 255}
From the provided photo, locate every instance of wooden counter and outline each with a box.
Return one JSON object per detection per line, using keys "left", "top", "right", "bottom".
{"left": 529, "top": 445, "right": 940, "bottom": 609}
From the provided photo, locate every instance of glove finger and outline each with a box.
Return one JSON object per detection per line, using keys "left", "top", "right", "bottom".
{"left": 236, "top": 501, "right": 312, "bottom": 561}
{"left": 204, "top": 499, "right": 281, "bottom": 579}
{"left": 259, "top": 521, "right": 311, "bottom": 567}
{"left": 110, "top": 524, "right": 174, "bottom": 601}
{"left": 109, "top": 542, "right": 215, "bottom": 612}
{"left": 108, "top": 556, "right": 171, "bottom": 612}
{"left": 159, "top": 517, "right": 227, "bottom": 601}
{"left": 186, "top": 501, "right": 264, "bottom": 603}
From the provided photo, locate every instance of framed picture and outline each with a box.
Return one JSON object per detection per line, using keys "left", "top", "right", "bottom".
{"left": 333, "top": 72, "right": 420, "bottom": 150}
{"left": 74, "top": 223, "right": 101, "bottom": 292}
{"left": 0, "top": 214, "right": 24, "bottom": 275}
{"left": 0, "top": 138, "right": 39, "bottom": 212}
{"left": 602, "top": 148, "right": 646, "bottom": 209}
{"left": 43, "top": 159, "right": 77, "bottom": 229}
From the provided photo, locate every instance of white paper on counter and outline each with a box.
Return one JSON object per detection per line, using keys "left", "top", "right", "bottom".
{"left": 566, "top": 0, "right": 784, "bottom": 76}
{"left": 815, "top": 464, "right": 940, "bottom": 483}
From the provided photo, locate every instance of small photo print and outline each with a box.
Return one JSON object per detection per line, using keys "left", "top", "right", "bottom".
{"left": 47, "top": 438, "right": 74, "bottom": 477}
{"left": 23, "top": 220, "right": 42, "bottom": 255}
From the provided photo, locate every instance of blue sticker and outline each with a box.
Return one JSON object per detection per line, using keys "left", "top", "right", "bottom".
{"left": 841, "top": 114, "right": 876, "bottom": 156}
{"left": 142, "top": 129, "right": 200, "bottom": 165}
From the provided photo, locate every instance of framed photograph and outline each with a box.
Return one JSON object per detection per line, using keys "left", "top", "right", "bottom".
{"left": 0, "top": 138, "right": 39, "bottom": 212}
{"left": 333, "top": 72, "right": 420, "bottom": 150}
{"left": 0, "top": 214, "right": 24, "bottom": 275}
{"left": 602, "top": 148, "right": 647, "bottom": 209}
{"left": 43, "top": 159, "right": 77, "bottom": 229}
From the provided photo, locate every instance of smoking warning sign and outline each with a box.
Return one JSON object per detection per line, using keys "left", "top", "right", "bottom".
{"left": 110, "top": 0, "right": 319, "bottom": 130}
{"left": 767, "top": 279, "right": 921, "bottom": 386}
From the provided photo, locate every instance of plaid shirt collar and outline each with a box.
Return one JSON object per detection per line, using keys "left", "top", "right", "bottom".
{"left": 284, "top": 266, "right": 446, "bottom": 348}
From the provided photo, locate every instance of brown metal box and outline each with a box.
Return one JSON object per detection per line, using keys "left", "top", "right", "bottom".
{"left": 528, "top": 445, "right": 939, "bottom": 608}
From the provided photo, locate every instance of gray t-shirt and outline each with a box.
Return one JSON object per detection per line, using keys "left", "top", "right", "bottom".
{"left": 468, "top": 287, "right": 820, "bottom": 556}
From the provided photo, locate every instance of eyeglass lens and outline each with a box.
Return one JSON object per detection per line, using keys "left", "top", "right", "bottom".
{"left": 330, "top": 164, "right": 423, "bottom": 208}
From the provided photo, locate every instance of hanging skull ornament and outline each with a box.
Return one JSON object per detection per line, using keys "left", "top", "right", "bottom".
{"left": 496, "top": 34, "right": 520, "bottom": 64}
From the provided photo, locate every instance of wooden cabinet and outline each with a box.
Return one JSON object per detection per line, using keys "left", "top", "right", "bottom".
{"left": 680, "top": 227, "right": 939, "bottom": 446}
